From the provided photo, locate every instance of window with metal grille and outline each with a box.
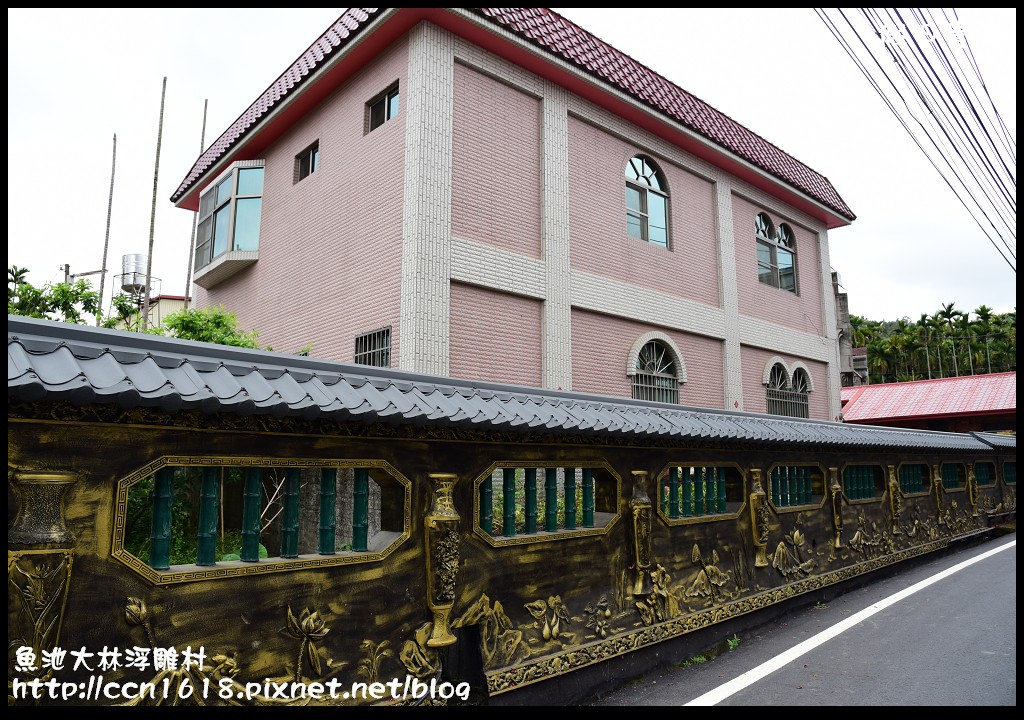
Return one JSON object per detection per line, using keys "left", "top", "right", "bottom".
{"left": 898, "top": 463, "right": 929, "bottom": 493}
{"left": 625, "top": 155, "right": 670, "bottom": 248}
{"left": 843, "top": 465, "right": 883, "bottom": 499}
{"left": 631, "top": 340, "right": 679, "bottom": 404}
{"left": 354, "top": 327, "right": 391, "bottom": 367}
{"left": 766, "top": 363, "right": 809, "bottom": 418}
{"left": 941, "top": 463, "right": 966, "bottom": 489}
{"left": 974, "top": 462, "right": 996, "bottom": 486}
{"left": 755, "top": 213, "right": 797, "bottom": 293}
{"left": 768, "top": 465, "right": 821, "bottom": 508}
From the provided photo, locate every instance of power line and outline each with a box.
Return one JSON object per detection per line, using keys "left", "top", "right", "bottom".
{"left": 815, "top": 8, "right": 1016, "bottom": 272}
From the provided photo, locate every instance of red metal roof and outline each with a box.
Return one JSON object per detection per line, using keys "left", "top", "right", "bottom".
{"left": 171, "top": 7, "right": 854, "bottom": 223}
{"left": 841, "top": 373, "right": 1017, "bottom": 423}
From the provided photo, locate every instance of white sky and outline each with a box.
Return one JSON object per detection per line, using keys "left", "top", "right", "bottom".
{"left": 7, "top": 8, "right": 1017, "bottom": 324}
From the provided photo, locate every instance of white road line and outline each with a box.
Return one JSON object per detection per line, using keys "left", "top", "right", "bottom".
{"left": 685, "top": 538, "right": 1017, "bottom": 706}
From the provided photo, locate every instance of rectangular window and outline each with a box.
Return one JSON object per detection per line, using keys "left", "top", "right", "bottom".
{"left": 295, "top": 141, "right": 319, "bottom": 182}
{"left": 367, "top": 84, "right": 399, "bottom": 132}
{"left": 354, "top": 327, "right": 391, "bottom": 367}
{"left": 194, "top": 163, "right": 264, "bottom": 273}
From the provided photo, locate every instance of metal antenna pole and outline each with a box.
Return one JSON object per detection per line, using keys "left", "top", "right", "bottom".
{"left": 97, "top": 133, "right": 116, "bottom": 325}
{"left": 183, "top": 99, "right": 208, "bottom": 310}
{"left": 141, "top": 77, "right": 167, "bottom": 331}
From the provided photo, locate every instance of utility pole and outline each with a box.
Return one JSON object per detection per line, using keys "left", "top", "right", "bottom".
{"left": 98, "top": 133, "right": 116, "bottom": 325}
{"left": 183, "top": 99, "right": 208, "bottom": 310}
{"left": 141, "top": 77, "right": 167, "bottom": 331}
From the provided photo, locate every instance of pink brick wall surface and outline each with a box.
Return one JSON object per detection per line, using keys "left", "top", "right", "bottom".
{"left": 567, "top": 116, "right": 719, "bottom": 306}
{"left": 193, "top": 36, "right": 409, "bottom": 364}
{"left": 740, "top": 345, "right": 830, "bottom": 420}
{"left": 732, "top": 194, "right": 824, "bottom": 336}
{"left": 449, "top": 282, "right": 543, "bottom": 387}
{"left": 571, "top": 308, "right": 725, "bottom": 409}
{"left": 452, "top": 63, "right": 542, "bottom": 258}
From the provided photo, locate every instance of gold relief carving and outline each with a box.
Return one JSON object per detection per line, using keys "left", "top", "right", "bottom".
{"left": 932, "top": 464, "right": 944, "bottom": 524}
{"left": 629, "top": 471, "right": 654, "bottom": 597}
{"left": 995, "top": 484, "right": 1015, "bottom": 513}
{"left": 285, "top": 606, "right": 333, "bottom": 683}
{"left": 772, "top": 524, "right": 815, "bottom": 579}
{"left": 849, "top": 513, "right": 894, "bottom": 558}
{"left": 524, "top": 595, "right": 572, "bottom": 643}
{"left": 8, "top": 471, "right": 79, "bottom": 547}
{"left": 125, "top": 595, "right": 156, "bottom": 649}
{"left": 8, "top": 550, "right": 74, "bottom": 683}
{"left": 829, "top": 467, "right": 844, "bottom": 551}
{"left": 887, "top": 465, "right": 905, "bottom": 534}
{"left": 484, "top": 535, "right": 962, "bottom": 695}
{"left": 749, "top": 468, "right": 770, "bottom": 567}
{"left": 636, "top": 564, "right": 679, "bottom": 626}
{"left": 425, "top": 474, "right": 460, "bottom": 648}
{"left": 400, "top": 623, "right": 441, "bottom": 679}
{"left": 684, "top": 544, "right": 733, "bottom": 605}
{"left": 452, "top": 595, "right": 531, "bottom": 670}
{"left": 356, "top": 640, "right": 394, "bottom": 684}
{"left": 966, "top": 466, "right": 979, "bottom": 517}
{"left": 583, "top": 596, "right": 613, "bottom": 639}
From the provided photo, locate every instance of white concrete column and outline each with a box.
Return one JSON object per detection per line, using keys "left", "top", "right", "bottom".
{"left": 816, "top": 228, "right": 843, "bottom": 421}
{"left": 541, "top": 82, "right": 572, "bottom": 390}
{"left": 715, "top": 183, "right": 743, "bottom": 411}
{"left": 399, "top": 22, "right": 454, "bottom": 375}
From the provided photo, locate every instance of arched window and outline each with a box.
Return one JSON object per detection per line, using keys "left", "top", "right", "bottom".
{"left": 765, "top": 362, "right": 810, "bottom": 418}
{"left": 632, "top": 340, "right": 679, "bottom": 404}
{"left": 755, "top": 213, "right": 797, "bottom": 293}
{"left": 625, "top": 156, "right": 669, "bottom": 248}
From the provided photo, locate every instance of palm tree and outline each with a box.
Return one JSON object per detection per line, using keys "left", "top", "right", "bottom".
{"left": 937, "top": 303, "right": 960, "bottom": 376}
{"left": 917, "top": 313, "right": 933, "bottom": 379}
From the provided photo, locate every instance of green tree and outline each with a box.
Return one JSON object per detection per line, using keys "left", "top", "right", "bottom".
{"left": 8, "top": 265, "right": 101, "bottom": 324}
{"left": 150, "top": 305, "right": 264, "bottom": 348}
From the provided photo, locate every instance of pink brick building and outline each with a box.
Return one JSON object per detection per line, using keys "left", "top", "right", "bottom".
{"left": 172, "top": 8, "right": 855, "bottom": 422}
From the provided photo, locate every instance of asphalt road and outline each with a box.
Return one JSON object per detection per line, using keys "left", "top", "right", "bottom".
{"left": 593, "top": 534, "right": 1016, "bottom": 706}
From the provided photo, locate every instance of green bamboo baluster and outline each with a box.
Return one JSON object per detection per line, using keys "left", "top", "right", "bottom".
{"left": 669, "top": 466, "right": 680, "bottom": 519}
{"left": 503, "top": 468, "right": 517, "bottom": 537}
{"left": 717, "top": 467, "right": 727, "bottom": 513}
{"left": 319, "top": 468, "right": 337, "bottom": 555}
{"left": 582, "top": 468, "right": 595, "bottom": 528}
{"left": 196, "top": 467, "right": 220, "bottom": 566}
{"left": 545, "top": 468, "right": 558, "bottom": 531}
{"left": 563, "top": 467, "right": 577, "bottom": 530}
{"left": 694, "top": 466, "right": 705, "bottom": 516}
{"left": 771, "top": 467, "right": 781, "bottom": 507}
{"left": 241, "top": 467, "right": 262, "bottom": 562}
{"left": 682, "top": 468, "right": 693, "bottom": 517}
{"left": 149, "top": 467, "right": 174, "bottom": 570}
{"left": 352, "top": 468, "right": 369, "bottom": 552}
{"left": 479, "top": 473, "right": 493, "bottom": 534}
{"left": 281, "top": 468, "right": 301, "bottom": 558}
{"left": 524, "top": 468, "right": 538, "bottom": 534}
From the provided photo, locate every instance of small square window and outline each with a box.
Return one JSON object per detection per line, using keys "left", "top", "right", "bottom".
{"left": 367, "top": 85, "right": 399, "bottom": 132}
{"left": 354, "top": 327, "right": 391, "bottom": 367}
{"left": 295, "top": 141, "right": 319, "bottom": 182}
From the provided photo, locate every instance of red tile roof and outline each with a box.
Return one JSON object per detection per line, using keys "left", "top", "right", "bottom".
{"left": 841, "top": 373, "right": 1016, "bottom": 423}
{"left": 171, "top": 8, "right": 854, "bottom": 222}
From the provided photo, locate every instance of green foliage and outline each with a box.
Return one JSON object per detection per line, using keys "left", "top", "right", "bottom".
{"left": 727, "top": 634, "right": 741, "bottom": 651}
{"left": 150, "top": 305, "right": 264, "bottom": 348}
{"left": 8, "top": 265, "right": 101, "bottom": 324}
{"left": 852, "top": 303, "right": 1016, "bottom": 384}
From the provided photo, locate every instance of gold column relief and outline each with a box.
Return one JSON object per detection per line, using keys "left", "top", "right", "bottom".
{"left": 629, "top": 471, "right": 653, "bottom": 596}
{"left": 424, "top": 474, "right": 460, "bottom": 647}
{"left": 749, "top": 468, "right": 770, "bottom": 567}
{"left": 966, "top": 465, "right": 979, "bottom": 517}
{"left": 932, "top": 464, "right": 944, "bottom": 524}
{"left": 887, "top": 465, "right": 904, "bottom": 534}
{"left": 8, "top": 470, "right": 79, "bottom": 687}
{"left": 829, "top": 467, "right": 843, "bottom": 549}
